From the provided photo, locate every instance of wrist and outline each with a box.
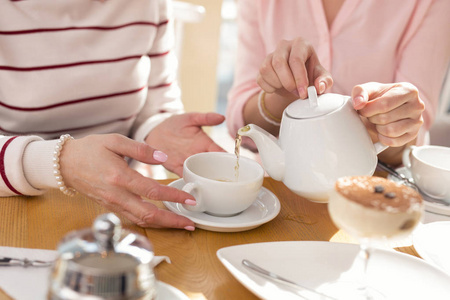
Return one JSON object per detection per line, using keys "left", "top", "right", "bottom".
{"left": 54, "top": 134, "right": 77, "bottom": 196}
{"left": 257, "top": 91, "right": 292, "bottom": 125}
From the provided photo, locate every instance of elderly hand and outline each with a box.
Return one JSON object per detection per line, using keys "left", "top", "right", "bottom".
{"left": 145, "top": 112, "right": 226, "bottom": 176}
{"left": 59, "top": 134, "right": 196, "bottom": 230}
{"left": 257, "top": 37, "right": 333, "bottom": 100}
{"left": 352, "top": 82, "right": 425, "bottom": 147}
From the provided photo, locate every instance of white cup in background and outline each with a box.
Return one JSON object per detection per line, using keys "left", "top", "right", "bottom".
{"left": 402, "top": 145, "right": 450, "bottom": 201}
{"left": 181, "top": 152, "right": 264, "bottom": 217}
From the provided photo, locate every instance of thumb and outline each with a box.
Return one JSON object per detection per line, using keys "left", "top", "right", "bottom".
{"left": 351, "top": 82, "right": 390, "bottom": 110}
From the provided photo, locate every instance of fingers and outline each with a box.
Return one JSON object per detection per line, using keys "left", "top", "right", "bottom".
{"left": 104, "top": 134, "right": 167, "bottom": 165}
{"left": 184, "top": 112, "right": 226, "bottom": 128}
{"left": 351, "top": 82, "right": 392, "bottom": 110}
{"left": 116, "top": 167, "right": 196, "bottom": 204}
{"left": 376, "top": 117, "right": 424, "bottom": 147}
{"left": 258, "top": 38, "right": 332, "bottom": 99}
{"left": 258, "top": 53, "right": 288, "bottom": 93}
{"left": 352, "top": 82, "right": 425, "bottom": 146}
{"left": 312, "top": 63, "right": 333, "bottom": 94}
{"left": 96, "top": 189, "right": 195, "bottom": 230}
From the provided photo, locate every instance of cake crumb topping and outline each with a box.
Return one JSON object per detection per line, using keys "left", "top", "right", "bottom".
{"left": 335, "top": 176, "right": 423, "bottom": 212}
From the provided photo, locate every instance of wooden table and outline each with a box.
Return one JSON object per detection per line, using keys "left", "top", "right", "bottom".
{"left": 0, "top": 177, "right": 418, "bottom": 300}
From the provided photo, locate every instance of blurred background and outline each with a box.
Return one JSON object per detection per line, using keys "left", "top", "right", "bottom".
{"left": 173, "top": 0, "right": 238, "bottom": 153}
{"left": 148, "top": 0, "right": 255, "bottom": 178}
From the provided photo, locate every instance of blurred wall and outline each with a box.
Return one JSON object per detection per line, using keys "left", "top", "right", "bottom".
{"left": 176, "top": 0, "right": 223, "bottom": 113}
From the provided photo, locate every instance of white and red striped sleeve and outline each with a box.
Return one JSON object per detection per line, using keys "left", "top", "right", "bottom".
{"left": 132, "top": 0, "right": 184, "bottom": 143}
{"left": 0, "top": 135, "right": 58, "bottom": 196}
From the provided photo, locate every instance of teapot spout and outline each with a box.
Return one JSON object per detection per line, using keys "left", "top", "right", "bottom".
{"left": 238, "top": 124, "right": 285, "bottom": 181}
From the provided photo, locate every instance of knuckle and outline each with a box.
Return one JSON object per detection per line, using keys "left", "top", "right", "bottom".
{"left": 144, "top": 185, "right": 162, "bottom": 200}
{"left": 288, "top": 56, "right": 303, "bottom": 67}
{"left": 137, "top": 211, "right": 158, "bottom": 227}
{"left": 271, "top": 56, "right": 285, "bottom": 71}
{"left": 107, "top": 133, "right": 123, "bottom": 144}
{"left": 377, "top": 124, "right": 394, "bottom": 137}
{"left": 135, "top": 142, "right": 149, "bottom": 158}
{"left": 100, "top": 193, "right": 120, "bottom": 207}
{"left": 259, "top": 62, "right": 271, "bottom": 76}
{"left": 105, "top": 170, "right": 124, "bottom": 186}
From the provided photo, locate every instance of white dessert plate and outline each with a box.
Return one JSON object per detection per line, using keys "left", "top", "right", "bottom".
{"left": 413, "top": 221, "right": 450, "bottom": 275}
{"left": 217, "top": 241, "right": 450, "bottom": 300}
{"left": 387, "top": 167, "right": 450, "bottom": 216}
{"left": 163, "top": 179, "right": 281, "bottom": 232}
{"left": 157, "top": 281, "right": 190, "bottom": 300}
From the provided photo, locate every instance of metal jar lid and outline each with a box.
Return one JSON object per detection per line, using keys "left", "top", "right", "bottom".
{"left": 48, "top": 213, "right": 156, "bottom": 300}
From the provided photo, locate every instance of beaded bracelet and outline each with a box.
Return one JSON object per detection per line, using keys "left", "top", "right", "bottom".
{"left": 257, "top": 90, "right": 281, "bottom": 126}
{"left": 53, "top": 134, "right": 77, "bottom": 196}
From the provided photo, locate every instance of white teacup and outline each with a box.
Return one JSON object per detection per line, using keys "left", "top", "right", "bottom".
{"left": 402, "top": 145, "right": 450, "bottom": 201}
{"left": 181, "top": 152, "right": 264, "bottom": 217}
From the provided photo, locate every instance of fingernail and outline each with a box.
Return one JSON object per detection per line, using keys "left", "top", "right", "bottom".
{"left": 290, "top": 89, "right": 299, "bottom": 97}
{"left": 184, "top": 199, "right": 196, "bottom": 206}
{"left": 184, "top": 226, "right": 195, "bottom": 231}
{"left": 153, "top": 150, "right": 168, "bottom": 162}
{"left": 319, "top": 81, "right": 326, "bottom": 94}
{"left": 298, "top": 87, "right": 307, "bottom": 99}
{"left": 353, "top": 95, "right": 364, "bottom": 108}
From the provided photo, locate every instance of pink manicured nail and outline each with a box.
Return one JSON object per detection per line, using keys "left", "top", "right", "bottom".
{"left": 184, "top": 199, "right": 196, "bottom": 206}
{"left": 319, "top": 81, "right": 326, "bottom": 94}
{"left": 153, "top": 150, "right": 168, "bottom": 162}
{"left": 184, "top": 226, "right": 195, "bottom": 231}
{"left": 353, "top": 96, "right": 365, "bottom": 108}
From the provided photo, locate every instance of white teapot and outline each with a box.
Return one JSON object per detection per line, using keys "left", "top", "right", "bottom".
{"left": 238, "top": 87, "right": 387, "bottom": 203}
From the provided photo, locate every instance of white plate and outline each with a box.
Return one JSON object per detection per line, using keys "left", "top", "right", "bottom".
{"left": 163, "top": 179, "right": 281, "bottom": 232}
{"left": 413, "top": 221, "right": 450, "bottom": 275}
{"left": 157, "top": 281, "right": 190, "bottom": 300}
{"left": 217, "top": 241, "right": 450, "bottom": 300}
{"left": 387, "top": 167, "right": 450, "bottom": 216}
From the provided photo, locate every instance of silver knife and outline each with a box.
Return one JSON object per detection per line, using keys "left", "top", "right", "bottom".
{"left": 242, "top": 259, "right": 338, "bottom": 300}
{"left": 0, "top": 256, "right": 53, "bottom": 267}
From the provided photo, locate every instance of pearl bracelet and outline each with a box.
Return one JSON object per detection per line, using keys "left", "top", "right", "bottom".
{"left": 53, "top": 134, "right": 77, "bottom": 196}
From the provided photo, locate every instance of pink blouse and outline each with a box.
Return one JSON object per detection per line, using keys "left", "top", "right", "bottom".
{"left": 227, "top": 0, "right": 450, "bottom": 145}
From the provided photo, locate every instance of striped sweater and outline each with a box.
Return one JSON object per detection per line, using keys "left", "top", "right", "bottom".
{"left": 0, "top": 0, "right": 184, "bottom": 196}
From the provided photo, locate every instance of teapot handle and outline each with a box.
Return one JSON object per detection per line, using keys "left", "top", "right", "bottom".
{"left": 374, "top": 142, "right": 388, "bottom": 154}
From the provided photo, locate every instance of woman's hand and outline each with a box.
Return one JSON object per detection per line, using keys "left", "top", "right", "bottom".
{"left": 59, "top": 134, "right": 196, "bottom": 230}
{"left": 352, "top": 82, "right": 425, "bottom": 147}
{"left": 145, "top": 112, "right": 226, "bottom": 176}
{"left": 257, "top": 37, "right": 333, "bottom": 100}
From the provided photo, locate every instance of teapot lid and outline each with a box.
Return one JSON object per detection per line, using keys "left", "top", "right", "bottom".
{"left": 285, "top": 86, "right": 346, "bottom": 119}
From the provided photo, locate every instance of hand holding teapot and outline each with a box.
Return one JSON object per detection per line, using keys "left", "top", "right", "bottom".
{"left": 239, "top": 87, "right": 388, "bottom": 203}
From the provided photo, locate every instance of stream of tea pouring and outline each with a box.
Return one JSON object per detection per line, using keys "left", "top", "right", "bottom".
{"left": 234, "top": 130, "right": 244, "bottom": 181}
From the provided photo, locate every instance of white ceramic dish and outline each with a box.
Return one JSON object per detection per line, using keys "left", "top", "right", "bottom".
{"left": 217, "top": 241, "right": 450, "bottom": 300}
{"left": 164, "top": 179, "right": 281, "bottom": 232}
{"left": 413, "top": 221, "right": 450, "bottom": 275}
{"left": 387, "top": 167, "right": 450, "bottom": 216}
{"left": 156, "top": 281, "right": 190, "bottom": 300}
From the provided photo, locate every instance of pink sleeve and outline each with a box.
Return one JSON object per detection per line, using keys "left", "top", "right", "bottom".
{"left": 395, "top": 0, "right": 450, "bottom": 144}
{"left": 226, "top": 0, "right": 264, "bottom": 141}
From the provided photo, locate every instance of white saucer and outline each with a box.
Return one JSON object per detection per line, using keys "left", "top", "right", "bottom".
{"left": 387, "top": 167, "right": 450, "bottom": 217}
{"left": 163, "top": 179, "right": 281, "bottom": 232}
{"left": 217, "top": 241, "right": 450, "bottom": 300}
{"left": 413, "top": 221, "right": 450, "bottom": 275}
{"left": 157, "top": 281, "right": 190, "bottom": 300}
